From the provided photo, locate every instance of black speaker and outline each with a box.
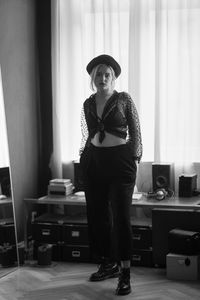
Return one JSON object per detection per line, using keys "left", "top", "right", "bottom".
{"left": 73, "top": 161, "right": 85, "bottom": 192}
{"left": 178, "top": 174, "right": 197, "bottom": 197}
{"left": 152, "top": 163, "right": 174, "bottom": 192}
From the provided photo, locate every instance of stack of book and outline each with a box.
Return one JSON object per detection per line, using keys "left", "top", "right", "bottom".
{"left": 48, "top": 179, "right": 74, "bottom": 196}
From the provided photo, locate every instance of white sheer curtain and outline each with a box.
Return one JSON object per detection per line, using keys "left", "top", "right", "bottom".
{"left": 51, "top": 0, "right": 131, "bottom": 177}
{"left": 154, "top": 0, "right": 200, "bottom": 166}
{"left": 51, "top": 0, "right": 200, "bottom": 184}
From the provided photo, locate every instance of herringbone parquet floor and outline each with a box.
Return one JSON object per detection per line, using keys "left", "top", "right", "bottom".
{"left": 0, "top": 262, "right": 200, "bottom": 300}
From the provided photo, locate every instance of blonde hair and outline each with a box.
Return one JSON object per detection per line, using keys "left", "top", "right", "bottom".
{"left": 90, "top": 64, "right": 116, "bottom": 91}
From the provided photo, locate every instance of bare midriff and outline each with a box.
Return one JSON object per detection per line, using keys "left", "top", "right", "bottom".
{"left": 91, "top": 131, "right": 126, "bottom": 147}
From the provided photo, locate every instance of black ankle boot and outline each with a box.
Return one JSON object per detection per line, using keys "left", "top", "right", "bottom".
{"left": 116, "top": 268, "right": 131, "bottom": 296}
{"left": 89, "top": 262, "right": 119, "bottom": 282}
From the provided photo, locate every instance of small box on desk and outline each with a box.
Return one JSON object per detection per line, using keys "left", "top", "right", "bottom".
{"left": 167, "top": 253, "right": 200, "bottom": 280}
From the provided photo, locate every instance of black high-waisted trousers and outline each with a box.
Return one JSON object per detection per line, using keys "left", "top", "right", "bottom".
{"left": 80, "top": 143, "right": 137, "bottom": 262}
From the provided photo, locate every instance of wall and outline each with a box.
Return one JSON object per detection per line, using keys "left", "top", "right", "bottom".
{"left": 0, "top": 0, "right": 39, "bottom": 241}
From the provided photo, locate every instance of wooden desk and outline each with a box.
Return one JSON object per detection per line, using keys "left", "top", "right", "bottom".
{"left": 132, "top": 195, "right": 200, "bottom": 210}
{"left": 24, "top": 194, "right": 86, "bottom": 206}
{"left": 24, "top": 194, "right": 200, "bottom": 265}
{"left": 24, "top": 193, "right": 200, "bottom": 210}
{"left": 23, "top": 193, "right": 200, "bottom": 242}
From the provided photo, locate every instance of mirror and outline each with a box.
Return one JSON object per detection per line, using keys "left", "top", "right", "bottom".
{"left": 0, "top": 65, "right": 19, "bottom": 277}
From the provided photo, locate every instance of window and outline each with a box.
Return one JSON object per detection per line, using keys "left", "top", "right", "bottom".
{"left": 52, "top": 0, "right": 200, "bottom": 168}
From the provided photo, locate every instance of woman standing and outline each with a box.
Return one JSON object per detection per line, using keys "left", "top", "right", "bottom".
{"left": 80, "top": 54, "right": 142, "bottom": 295}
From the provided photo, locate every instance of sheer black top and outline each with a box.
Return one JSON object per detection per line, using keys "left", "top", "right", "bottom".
{"left": 80, "top": 91, "right": 142, "bottom": 162}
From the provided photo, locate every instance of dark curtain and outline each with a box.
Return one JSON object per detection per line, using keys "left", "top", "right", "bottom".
{"left": 36, "top": 0, "right": 53, "bottom": 196}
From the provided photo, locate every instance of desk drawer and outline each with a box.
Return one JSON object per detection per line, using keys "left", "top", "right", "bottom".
{"left": 132, "top": 226, "right": 152, "bottom": 249}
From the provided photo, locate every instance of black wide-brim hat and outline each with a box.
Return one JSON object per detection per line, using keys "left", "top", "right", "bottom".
{"left": 86, "top": 54, "right": 121, "bottom": 78}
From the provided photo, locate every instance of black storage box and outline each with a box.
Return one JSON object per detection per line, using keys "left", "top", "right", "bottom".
{"left": 168, "top": 228, "right": 200, "bottom": 255}
{"left": 62, "top": 216, "right": 89, "bottom": 245}
{"left": 32, "top": 214, "right": 91, "bottom": 262}
{"left": 131, "top": 249, "right": 154, "bottom": 267}
{"left": 32, "top": 213, "right": 65, "bottom": 244}
{"left": 32, "top": 223, "right": 62, "bottom": 244}
{"left": 132, "top": 225, "right": 152, "bottom": 249}
{"left": 0, "top": 245, "right": 16, "bottom": 267}
{"left": 62, "top": 244, "right": 91, "bottom": 262}
{"left": 0, "top": 218, "right": 16, "bottom": 245}
{"left": 63, "top": 224, "right": 89, "bottom": 245}
{"left": 62, "top": 217, "right": 90, "bottom": 262}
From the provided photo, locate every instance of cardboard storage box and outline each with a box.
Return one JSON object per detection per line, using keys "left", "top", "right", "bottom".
{"left": 167, "top": 253, "right": 200, "bottom": 280}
